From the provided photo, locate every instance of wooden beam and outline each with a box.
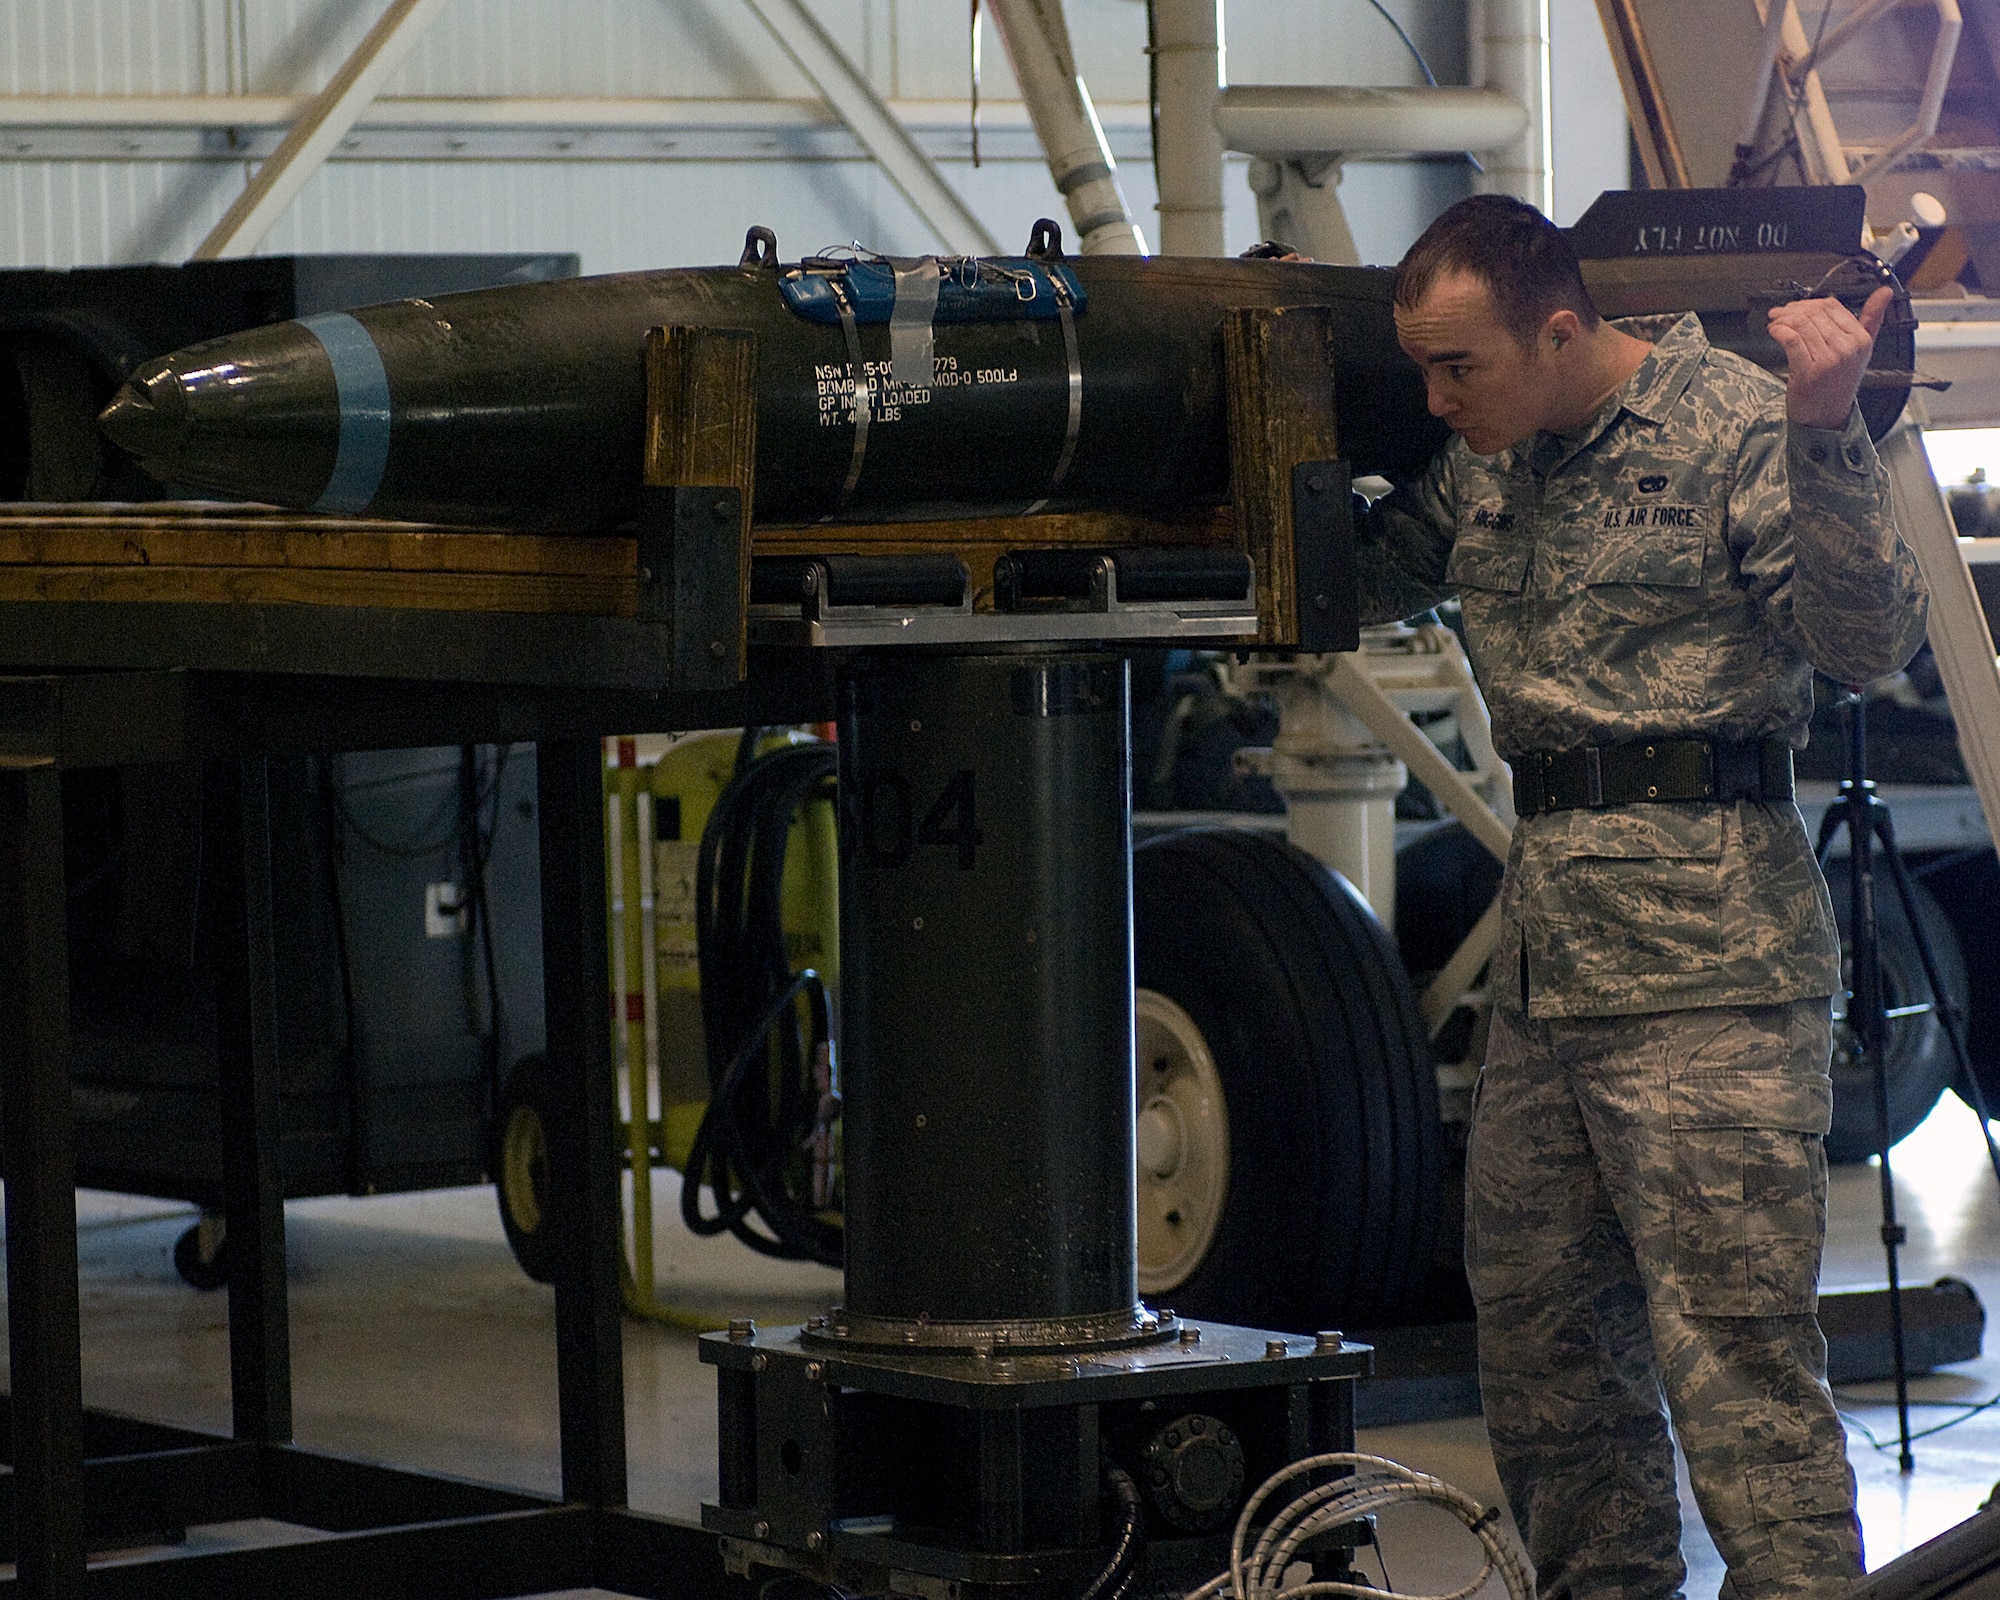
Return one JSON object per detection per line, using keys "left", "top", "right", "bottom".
{"left": 1221, "top": 305, "right": 1339, "bottom": 647}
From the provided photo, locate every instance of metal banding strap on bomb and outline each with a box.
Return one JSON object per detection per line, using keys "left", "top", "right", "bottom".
{"left": 782, "top": 226, "right": 1085, "bottom": 517}
{"left": 98, "top": 222, "right": 1446, "bottom": 533}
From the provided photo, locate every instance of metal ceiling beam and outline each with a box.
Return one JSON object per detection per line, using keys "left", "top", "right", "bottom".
{"left": 192, "top": 0, "right": 456, "bottom": 260}
{"left": 0, "top": 94, "right": 1148, "bottom": 136}
{"left": 739, "top": 0, "right": 1000, "bottom": 256}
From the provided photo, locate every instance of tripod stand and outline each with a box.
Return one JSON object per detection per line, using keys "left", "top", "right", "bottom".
{"left": 1813, "top": 687, "right": 2000, "bottom": 1473}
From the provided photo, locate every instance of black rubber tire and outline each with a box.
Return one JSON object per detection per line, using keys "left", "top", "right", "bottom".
{"left": 1828, "top": 872, "right": 1967, "bottom": 1164}
{"left": 1394, "top": 821, "right": 1505, "bottom": 984}
{"left": 1132, "top": 827, "right": 1444, "bottom": 1332}
{"left": 172, "top": 1221, "right": 229, "bottom": 1291}
{"left": 492, "top": 1052, "right": 559, "bottom": 1284}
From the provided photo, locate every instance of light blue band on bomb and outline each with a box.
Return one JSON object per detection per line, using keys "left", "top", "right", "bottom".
{"left": 299, "top": 312, "right": 391, "bottom": 514}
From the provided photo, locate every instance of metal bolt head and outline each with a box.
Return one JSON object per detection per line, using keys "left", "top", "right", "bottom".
{"left": 806, "top": 1531, "right": 826, "bottom": 1552}
{"left": 753, "top": 1520, "right": 771, "bottom": 1540}
{"left": 714, "top": 497, "right": 734, "bottom": 520}
{"left": 806, "top": 1361, "right": 824, "bottom": 1381}
{"left": 1315, "top": 1329, "right": 1344, "bottom": 1352}
{"left": 1265, "top": 1338, "right": 1289, "bottom": 1359}
{"left": 1308, "top": 474, "right": 1324, "bottom": 492}
{"left": 728, "top": 1318, "right": 756, "bottom": 1341}
{"left": 709, "top": 639, "right": 728, "bottom": 659}
{"left": 750, "top": 1352, "right": 769, "bottom": 1373}
{"left": 1179, "top": 1326, "right": 1201, "bottom": 1346}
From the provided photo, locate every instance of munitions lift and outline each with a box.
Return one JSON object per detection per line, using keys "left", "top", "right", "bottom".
{"left": 0, "top": 300, "right": 1369, "bottom": 1598}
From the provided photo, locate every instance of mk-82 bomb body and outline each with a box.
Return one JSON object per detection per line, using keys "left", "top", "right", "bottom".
{"left": 100, "top": 246, "right": 1448, "bottom": 533}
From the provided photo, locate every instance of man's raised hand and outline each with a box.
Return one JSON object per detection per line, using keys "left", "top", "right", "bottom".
{"left": 1767, "top": 284, "right": 1892, "bottom": 431}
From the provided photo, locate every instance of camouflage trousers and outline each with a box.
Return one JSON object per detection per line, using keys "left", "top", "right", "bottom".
{"left": 1467, "top": 1000, "right": 1862, "bottom": 1600}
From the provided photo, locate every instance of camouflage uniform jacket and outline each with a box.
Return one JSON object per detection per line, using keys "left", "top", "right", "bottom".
{"left": 1355, "top": 312, "right": 1929, "bottom": 1018}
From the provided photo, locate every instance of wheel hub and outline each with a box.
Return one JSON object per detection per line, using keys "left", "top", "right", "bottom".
{"left": 1134, "top": 988, "right": 1230, "bottom": 1296}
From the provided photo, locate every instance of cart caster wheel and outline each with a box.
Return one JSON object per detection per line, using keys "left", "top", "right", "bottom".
{"left": 493, "top": 1053, "right": 558, "bottom": 1284}
{"left": 173, "top": 1218, "right": 229, "bottom": 1291}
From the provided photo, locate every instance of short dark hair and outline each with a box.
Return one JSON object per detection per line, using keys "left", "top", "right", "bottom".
{"left": 1393, "top": 194, "right": 1600, "bottom": 346}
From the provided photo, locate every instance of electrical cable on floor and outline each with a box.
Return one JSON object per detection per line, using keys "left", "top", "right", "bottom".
{"left": 1839, "top": 1393, "right": 2000, "bottom": 1449}
{"left": 1184, "top": 1452, "right": 1534, "bottom": 1600}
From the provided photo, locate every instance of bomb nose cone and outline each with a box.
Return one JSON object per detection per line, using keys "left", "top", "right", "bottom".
{"left": 94, "top": 324, "right": 342, "bottom": 505}
{"left": 99, "top": 361, "right": 188, "bottom": 464}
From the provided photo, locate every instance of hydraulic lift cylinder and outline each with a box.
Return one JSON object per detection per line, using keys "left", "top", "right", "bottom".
{"left": 830, "top": 650, "right": 1147, "bottom": 1349}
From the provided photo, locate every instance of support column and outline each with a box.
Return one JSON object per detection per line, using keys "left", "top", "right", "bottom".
{"left": 0, "top": 765, "right": 87, "bottom": 1600}
{"left": 537, "top": 738, "right": 627, "bottom": 1506}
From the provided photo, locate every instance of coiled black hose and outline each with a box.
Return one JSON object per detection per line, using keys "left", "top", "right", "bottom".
{"left": 681, "top": 738, "right": 843, "bottom": 1265}
{"left": 1081, "top": 1465, "right": 1146, "bottom": 1600}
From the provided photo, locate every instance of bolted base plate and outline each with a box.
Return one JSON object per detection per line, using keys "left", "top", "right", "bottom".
{"left": 800, "top": 1302, "right": 1178, "bottom": 1356}
{"left": 701, "top": 1318, "right": 1371, "bottom": 1596}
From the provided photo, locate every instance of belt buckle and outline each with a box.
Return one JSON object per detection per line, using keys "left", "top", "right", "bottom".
{"left": 1584, "top": 747, "right": 1604, "bottom": 808}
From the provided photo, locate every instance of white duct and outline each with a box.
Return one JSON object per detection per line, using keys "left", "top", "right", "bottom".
{"left": 985, "top": 0, "right": 1146, "bottom": 254}
{"left": 1469, "top": 0, "right": 1551, "bottom": 210}
{"left": 1215, "top": 86, "right": 1529, "bottom": 157}
{"left": 1152, "top": 0, "right": 1226, "bottom": 256}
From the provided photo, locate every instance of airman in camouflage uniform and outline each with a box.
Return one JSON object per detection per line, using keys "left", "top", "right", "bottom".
{"left": 1352, "top": 196, "right": 1928, "bottom": 1600}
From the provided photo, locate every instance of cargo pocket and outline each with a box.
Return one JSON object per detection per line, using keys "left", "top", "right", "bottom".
{"left": 1536, "top": 808, "right": 1725, "bottom": 987}
{"left": 1671, "top": 1040, "right": 1831, "bottom": 1317}
{"left": 1744, "top": 1460, "right": 1853, "bottom": 1523}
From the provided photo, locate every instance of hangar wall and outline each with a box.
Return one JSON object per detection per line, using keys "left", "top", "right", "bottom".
{"left": 0, "top": 0, "right": 1541, "bottom": 274}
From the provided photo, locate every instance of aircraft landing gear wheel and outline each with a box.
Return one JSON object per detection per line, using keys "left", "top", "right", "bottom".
{"left": 1136, "top": 989, "right": 1231, "bottom": 1298}
{"left": 493, "top": 1053, "right": 558, "bottom": 1284}
{"left": 1133, "top": 827, "right": 1444, "bottom": 1332}
{"left": 172, "top": 1214, "right": 229, "bottom": 1291}
{"left": 1828, "top": 874, "right": 1967, "bottom": 1164}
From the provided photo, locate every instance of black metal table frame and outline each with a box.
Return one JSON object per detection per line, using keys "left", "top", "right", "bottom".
{"left": 0, "top": 662, "right": 832, "bottom": 1599}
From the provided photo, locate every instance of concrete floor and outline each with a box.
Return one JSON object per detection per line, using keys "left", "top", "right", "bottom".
{"left": 23, "top": 1091, "right": 2000, "bottom": 1599}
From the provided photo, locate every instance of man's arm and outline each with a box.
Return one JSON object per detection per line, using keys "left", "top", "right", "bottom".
{"left": 1352, "top": 449, "right": 1462, "bottom": 626}
{"left": 1733, "top": 291, "right": 1928, "bottom": 683}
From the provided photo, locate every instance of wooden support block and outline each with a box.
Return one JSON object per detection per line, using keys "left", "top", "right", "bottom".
{"left": 1222, "top": 306, "right": 1342, "bottom": 648}
{"left": 643, "top": 325, "right": 757, "bottom": 687}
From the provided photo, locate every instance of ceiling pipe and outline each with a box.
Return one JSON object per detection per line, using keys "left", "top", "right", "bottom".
{"left": 1469, "top": 0, "right": 1551, "bottom": 211}
{"left": 1214, "top": 85, "right": 1529, "bottom": 157}
{"left": 1152, "top": 0, "right": 1226, "bottom": 256}
{"left": 985, "top": 0, "right": 1147, "bottom": 254}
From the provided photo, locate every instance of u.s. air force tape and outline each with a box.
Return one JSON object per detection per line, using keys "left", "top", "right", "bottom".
{"left": 299, "top": 311, "right": 392, "bottom": 515}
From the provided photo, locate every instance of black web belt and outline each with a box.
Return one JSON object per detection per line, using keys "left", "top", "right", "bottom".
{"left": 1512, "top": 735, "right": 1795, "bottom": 815}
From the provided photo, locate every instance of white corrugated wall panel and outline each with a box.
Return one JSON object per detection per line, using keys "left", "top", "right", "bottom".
{"left": 0, "top": 0, "right": 1488, "bottom": 272}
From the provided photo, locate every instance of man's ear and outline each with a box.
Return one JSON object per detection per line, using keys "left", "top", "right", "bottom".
{"left": 1544, "top": 308, "right": 1583, "bottom": 352}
